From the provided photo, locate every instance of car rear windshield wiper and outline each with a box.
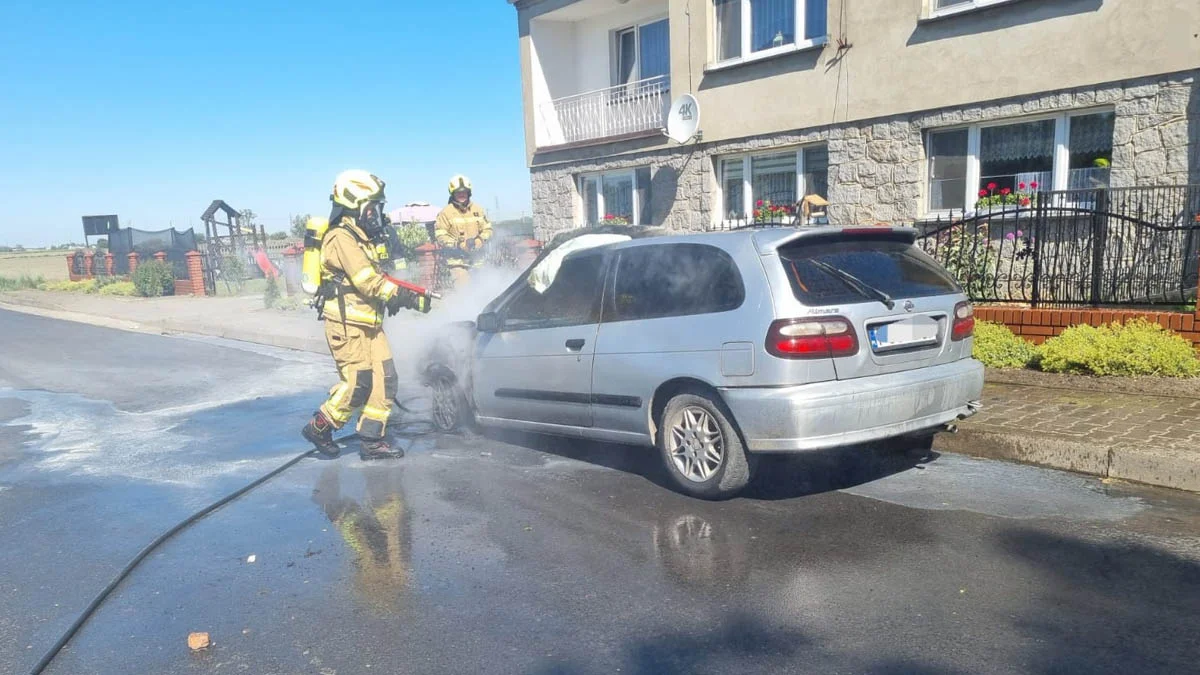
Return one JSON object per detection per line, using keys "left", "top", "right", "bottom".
{"left": 806, "top": 258, "right": 896, "bottom": 310}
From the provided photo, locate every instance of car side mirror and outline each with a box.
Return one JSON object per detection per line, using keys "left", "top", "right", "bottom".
{"left": 476, "top": 312, "right": 502, "bottom": 333}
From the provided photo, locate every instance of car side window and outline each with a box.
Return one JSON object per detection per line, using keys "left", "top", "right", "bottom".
{"left": 608, "top": 243, "right": 745, "bottom": 322}
{"left": 502, "top": 253, "right": 604, "bottom": 329}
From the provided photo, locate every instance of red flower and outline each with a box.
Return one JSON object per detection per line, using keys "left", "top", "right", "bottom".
{"left": 605, "top": 213, "right": 613, "bottom": 219}
{"left": 1020, "top": 197, "right": 1031, "bottom": 206}
{"left": 978, "top": 189, "right": 988, "bottom": 197}
{"left": 1018, "top": 182, "right": 1027, "bottom": 190}
{"left": 1030, "top": 181, "right": 1039, "bottom": 189}
{"left": 753, "top": 209, "right": 761, "bottom": 217}
{"left": 1001, "top": 188, "right": 1011, "bottom": 196}
{"left": 756, "top": 200, "right": 764, "bottom": 207}
{"left": 986, "top": 182, "right": 998, "bottom": 191}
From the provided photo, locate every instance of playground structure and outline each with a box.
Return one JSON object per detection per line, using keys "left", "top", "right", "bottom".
{"left": 200, "top": 199, "right": 275, "bottom": 294}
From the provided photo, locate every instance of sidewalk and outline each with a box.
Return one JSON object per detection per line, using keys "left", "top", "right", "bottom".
{"left": 2, "top": 289, "right": 1198, "bottom": 493}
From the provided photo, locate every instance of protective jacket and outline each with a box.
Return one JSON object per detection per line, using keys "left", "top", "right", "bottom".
{"left": 320, "top": 217, "right": 400, "bottom": 329}
{"left": 435, "top": 201, "right": 493, "bottom": 266}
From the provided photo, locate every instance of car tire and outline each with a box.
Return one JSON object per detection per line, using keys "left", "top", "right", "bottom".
{"left": 657, "top": 392, "right": 756, "bottom": 500}
{"left": 428, "top": 367, "right": 471, "bottom": 433}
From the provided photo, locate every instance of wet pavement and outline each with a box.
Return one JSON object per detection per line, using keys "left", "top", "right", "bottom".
{"left": 1, "top": 308, "right": 1198, "bottom": 674}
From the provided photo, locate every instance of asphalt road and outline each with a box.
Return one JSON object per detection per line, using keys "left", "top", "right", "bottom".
{"left": 1, "top": 308, "right": 1198, "bottom": 675}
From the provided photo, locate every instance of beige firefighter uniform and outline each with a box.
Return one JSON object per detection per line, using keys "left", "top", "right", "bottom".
{"left": 318, "top": 218, "right": 402, "bottom": 440}
{"left": 434, "top": 201, "right": 492, "bottom": 286}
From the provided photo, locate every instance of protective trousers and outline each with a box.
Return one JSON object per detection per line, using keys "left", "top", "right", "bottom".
{"left": 319, "top": 321, "right": 397, "bottom": 440}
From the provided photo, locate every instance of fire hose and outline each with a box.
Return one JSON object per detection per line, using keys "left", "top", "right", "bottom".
{"left": 29, "top": 396, "right": 434, "bottom": 675}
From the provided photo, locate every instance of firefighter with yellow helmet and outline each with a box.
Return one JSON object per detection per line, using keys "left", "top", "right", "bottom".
{"left": 434, "top": 175, "right": 492, "bottom": 287}
{"left": 302, "top": 170, "right": 430, "bottom": 461}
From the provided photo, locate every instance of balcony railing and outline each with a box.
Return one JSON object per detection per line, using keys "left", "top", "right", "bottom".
{"left": 536, "top": 75, "right": 670, "bottom": 148}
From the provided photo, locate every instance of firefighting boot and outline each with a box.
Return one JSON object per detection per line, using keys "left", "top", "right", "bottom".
{"left": 302, "top": 411, "right": 341, "bottom": 457}
{"left": 359, "top": 437, "right": 404, "bottom": 461}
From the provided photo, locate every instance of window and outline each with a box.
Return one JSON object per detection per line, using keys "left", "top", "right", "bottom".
{"left": 718, "top": 145, "right": 829, "bottom": 224}
{"left": 779, "top": 239, "right": 961, "bottom": 306}
{"left": 615, "top": 18, "right": 670, "bottom": 86}
{"left": 930, "top": 0, "right": 1022, "bottom": 18}
{"left": 580, "top": 168, "right": 652, "bottom": 226}
{"left": 608, "top": 244, "right": 745, "bottom": 321}
{"left": 924, "top": 110, "right": 1114, "bottom": 213}
{"left": 712, "top": 0, "right": 827, "bottom": 65}
{"left": 503, "top": 254, "right": 605, "bottom": 329}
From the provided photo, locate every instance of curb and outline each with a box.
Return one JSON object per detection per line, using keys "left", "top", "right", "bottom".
{"left": 933, "top": 426, "right": 1200, "bottom": 493}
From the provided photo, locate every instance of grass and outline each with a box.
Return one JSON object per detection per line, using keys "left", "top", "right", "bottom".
{"left": 0, "top": 253, "right": 70, "bottom": 281}
{"left": 0, "top": 273, "right": 46, "bottom": 291}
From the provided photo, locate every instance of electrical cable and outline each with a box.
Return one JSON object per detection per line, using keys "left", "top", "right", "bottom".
{"left": 29, "top": 396, "right": 432, "bottom": 675}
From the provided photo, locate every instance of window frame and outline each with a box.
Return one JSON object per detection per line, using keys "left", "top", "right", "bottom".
{"left": 602, "top": 242, "right": 747, "bottom": 323}
{"left": 923, "top": 108, "right": 1114, "bottom": 217}
{"left": 927, "top": 0, "right": 1026, "bottom": 20}
{"left": 611, "top": 15, "right": 670, "bottom": 86}
{"left": 708, "top": 0, "right": 828, "bottom": 71}
{"left": 578, "top": 168, "right": 647, "bottom": 226}
{"left": 715, "top": 144, "right": 829, "bottom": 227}
{"left": 497, "top": 252, "right": 609, "bottom": 332}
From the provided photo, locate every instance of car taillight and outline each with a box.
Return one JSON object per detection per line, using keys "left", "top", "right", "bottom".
{"left": 767, "top": 317, "right": 859, "bottom": 359}
{"left": 952, "top": 302, "right": 975, "bottom": 341}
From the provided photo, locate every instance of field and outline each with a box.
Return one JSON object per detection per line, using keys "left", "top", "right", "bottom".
{"left": 0, "top": 252, "right": 70, "bottom": 281}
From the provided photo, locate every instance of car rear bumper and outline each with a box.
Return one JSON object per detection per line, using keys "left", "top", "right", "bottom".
{"left": 719, "top": 359, "right": 985, "bottom": 452}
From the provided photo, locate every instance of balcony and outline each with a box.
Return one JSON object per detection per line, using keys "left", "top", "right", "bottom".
{"left": 527, "top": 0, "right": 669, "bottom": 150}
{"left": 537, "top": 75, "right": 670, "bottom": 148}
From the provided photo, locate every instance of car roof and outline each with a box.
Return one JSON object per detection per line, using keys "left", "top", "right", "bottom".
{"left": 539, "top": 224, "right": 917, "bottom": 259}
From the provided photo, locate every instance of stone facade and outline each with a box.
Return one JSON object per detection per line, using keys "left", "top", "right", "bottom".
{"left": 529, "top": 70, "right": 1199, "bottom": 241}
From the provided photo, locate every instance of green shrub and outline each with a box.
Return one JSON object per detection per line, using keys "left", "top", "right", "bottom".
{"left": 263, "top": 273, "right": 281, "bottom": 308}
{"left": 395, "top": 221, "right": 430, "bottom": 260}
{"left": 132, "top": 261, "right": 175, "bottom": 297}
{"left": 973, "top": 320, "right": 1037, "bottom": 369}
{"left": 40, "top": 279, "right": 98, "bottom": 293}
{"left": 1036, "top": 318, "right": 1200, "bottom": 377}
{"left": 0, "top": 274, "right": 45, "bottom": 291}
{"left": 99, "top": 281, "right": 137, "bottom": 296}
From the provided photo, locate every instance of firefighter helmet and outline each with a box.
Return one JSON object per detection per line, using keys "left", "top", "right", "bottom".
{"left": 332, "top": 170, "right": 386, "bottom": 211}
{"left": 448, "top": 174, "right": 472, "bottom": 197}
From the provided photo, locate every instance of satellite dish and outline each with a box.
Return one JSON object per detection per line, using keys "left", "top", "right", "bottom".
{"left": 665, "top": 94, "right": 701, "bottom": 144}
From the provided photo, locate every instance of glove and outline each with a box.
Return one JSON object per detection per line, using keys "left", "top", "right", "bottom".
{"left": 463, "top": 238, "right": 476, "bottom": 252}
{"left": 386, "top": 289, "right": 432, "bottom": 316}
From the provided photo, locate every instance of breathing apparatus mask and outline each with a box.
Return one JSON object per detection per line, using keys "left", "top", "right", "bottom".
{"left": 358, "top": 201, "right": 403, "bottom": 272}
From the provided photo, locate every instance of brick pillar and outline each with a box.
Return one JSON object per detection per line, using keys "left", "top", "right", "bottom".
{"left": 128, "top": 252, "right": 139, "bottom": 276}
{"left": 417, "top": 243, "right": 437, "bottom": 291}
{"left": 281, "top": 248, "right": 300, "bottom": 295}
{"left": 66, "top": 255, "right": 78, "bottom": 282}
{"left": 105, "top": 253, "right": 114, "bottom": 276}
{"left": 519, "top": 239, "right": 543, "bottom": 268}
{"left": 154, "top": 251, "right": 167, "bottom": 264}
{"left": 82, "top": 251, "right": 95, "bottom": 279}
{"left": 186, "top": 251, "right": 205, "bottom": 296}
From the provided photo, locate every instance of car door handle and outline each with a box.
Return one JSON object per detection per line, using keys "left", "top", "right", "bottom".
{"left": 565, "top": 339, "right": 586, "bottom": 351}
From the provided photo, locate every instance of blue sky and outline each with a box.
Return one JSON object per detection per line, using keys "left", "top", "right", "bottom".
{"left": 0, "top": 1, "right": 529, "bottom": 246}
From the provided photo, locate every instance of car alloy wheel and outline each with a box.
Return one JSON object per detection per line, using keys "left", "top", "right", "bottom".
{"left": 667, "top": 406, "right": 725, "bottom": 483}
{"left": 430, "top": 376, "right": 461, "bottom": 432}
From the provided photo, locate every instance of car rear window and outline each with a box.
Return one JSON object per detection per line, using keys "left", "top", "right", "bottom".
{"left": 778, "top": 239, "right": 961, "bottom": 306}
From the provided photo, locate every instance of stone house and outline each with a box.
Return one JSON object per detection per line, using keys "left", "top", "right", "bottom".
{"left": 505, "top": 0, "right": 1199, "bottom": 241}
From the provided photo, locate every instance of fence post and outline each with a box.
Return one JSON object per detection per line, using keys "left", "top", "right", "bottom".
{"left": 128, "top": 252, "right": 140, "bottom": 276}
{"left": 1089, "top": 189, "right": 1108, "bottom": 307}
{"left": 83, "top": 251, "right": 95, "bottom": 279}
{"left": 186, "top": 251, "right": 206, "bottom": 296}
{"left": 65, "top": 255, "right": 78, "bottom": 282}
{"left": 154, "top": 251, "right": 167, "bottom": 264}
{"left": 105, "top": 252, "right": 114, "bottom": 276}
{"left": 1031, "top": 195, "right": 1043, "bottom": 308}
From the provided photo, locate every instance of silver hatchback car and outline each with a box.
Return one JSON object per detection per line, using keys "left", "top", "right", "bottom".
{"left": 422, "top": 225, "right": 984, "bottom": 500}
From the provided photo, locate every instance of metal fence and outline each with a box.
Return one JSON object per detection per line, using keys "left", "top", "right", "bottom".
{"left": 537, "top": 75, "right": 670, "bottom": 146}
{"left": 914, "top": 185, "right": 1200, "bottom": 308}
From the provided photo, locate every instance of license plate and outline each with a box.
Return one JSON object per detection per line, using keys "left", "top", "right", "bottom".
{"left": 870, "top": 317, "right": 939, "bottom": 351}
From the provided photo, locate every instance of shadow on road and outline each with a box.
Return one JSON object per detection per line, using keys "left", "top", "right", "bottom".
{"left": 482, "top": 428, "right": 937, "bottom": 501}
{"left": 998, "top": 527, "right": 1200, "bottom": 674}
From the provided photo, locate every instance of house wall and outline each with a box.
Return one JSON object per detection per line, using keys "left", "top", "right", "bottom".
{"left": 529, "top": 70, "right": 1199, "bottom": 239}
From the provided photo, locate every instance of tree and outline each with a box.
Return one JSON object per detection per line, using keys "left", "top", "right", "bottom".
{"left": 240, "top": 209, "right": 258, "bottom": 234}
{"left": 290, "top": 214, "right": 310, "bottom": 239}
{"left": 268, "top": 231, "right": 290, "bottom": 240}
{"left": 94, "top": 238, "right": 108, "bottom": 250}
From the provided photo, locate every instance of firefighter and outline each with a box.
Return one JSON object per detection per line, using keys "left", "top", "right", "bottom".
{"left": 434, "top": 174, "right": 492, "bottom": 288}
{"left": 302, "top": 170, "right": 429, "bottom": 461}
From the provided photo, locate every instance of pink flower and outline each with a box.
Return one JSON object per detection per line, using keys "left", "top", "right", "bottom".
{"left": 1005, "top": 233, "right": 1016, "bottom": 241}
{"left": 1016, "top": 230, "right": 1024, "bottom": 237}
{"left": 1030, "top": 181, "right": 1039, "bottom": 189}
{"left": 1018, "top": 182, "right": 1027, "bottom": 190}
{"left": 987, "top": 182, "right": 998, "bottom": 191}
{"left": 1020, "top": 197, "right": 1031, "bottom": 206}
{"left": 756, "top": 200, "right": 764, "bottom": 207}
{"left": 978, "top": 189, "right": 988, "bottom": 197}
{"left": 1001, "top": 188, "right": 1011, "bottom": 196}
